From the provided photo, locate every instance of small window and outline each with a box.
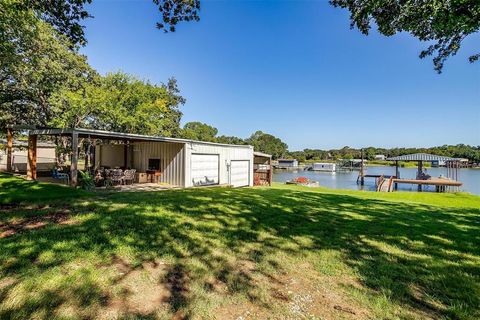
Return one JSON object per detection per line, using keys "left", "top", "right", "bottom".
{"left": 148, "top": 159, "right": 161, "bottom": 171}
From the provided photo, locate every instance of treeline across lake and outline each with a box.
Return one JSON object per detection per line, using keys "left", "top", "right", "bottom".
{"left": 287, "top": 145, "right": 480, "bottom": 163}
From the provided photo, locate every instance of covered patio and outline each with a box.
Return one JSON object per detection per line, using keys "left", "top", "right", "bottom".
{"left": 18, "top": 127, "right": 188, "bottom": 188}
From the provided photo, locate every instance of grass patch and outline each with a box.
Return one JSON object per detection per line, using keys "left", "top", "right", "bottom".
{"left": 0, "top": 173, "right": 479, "bottom": 319}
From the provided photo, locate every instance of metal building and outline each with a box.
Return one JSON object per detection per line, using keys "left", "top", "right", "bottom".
{"left": 22, "top": 128, "right": 254, "bottom": 188}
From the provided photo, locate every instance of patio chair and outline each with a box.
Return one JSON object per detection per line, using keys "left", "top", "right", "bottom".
{"left": 52, "top": 168, "right": 70, "bottom": 185}
{"left": 94, "top": 169, "right": 105, "bottom": 187}
{"left": 110, "top": 169, "right": 125, "bottom": 185}
{"left": 123, "top": 169, "right": 136, "bottom": 185}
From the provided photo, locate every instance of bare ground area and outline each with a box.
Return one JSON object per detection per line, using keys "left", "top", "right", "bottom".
{"left": 0, "top": 208, "right": 72, "bottom": 238}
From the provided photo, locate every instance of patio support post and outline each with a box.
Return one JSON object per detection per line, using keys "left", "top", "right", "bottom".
{"left": 395, "top": 161, "right": 399, "bottom": 190}
{"left": 269, "top": 157, "right": 273, "bottom": 186}
{"left": 71, "top": 132, "right": 79, "bottom": 187}
{"left": 6, "top": 127, "right": 13, "bottom": 172}
{"left": 123, "top": 142, "right": 128, "bottom": 168}
{"left": 417, "top": 161, "right": 423, "bottom": 192}
{"left": 27, "top": 134, "right": 37, "bottom": 180}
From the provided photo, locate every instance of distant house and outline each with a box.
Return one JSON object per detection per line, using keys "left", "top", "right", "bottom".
{"left": 0, "top": 139, "right": 56, "bottom": 172}
{"left": 431, "top": 160, "right": 445, "bottom": 167}
{"left": 431, "top": 158, "right": 468, "bottom": 167}
{"left": 312, "top": 162, "right": 336, "bottom": 172}
{"left": 277, "top": 159, "right": 298, "bottom": 168}
{"left": 374, "top": 154, "right": 386, "bottom": 161}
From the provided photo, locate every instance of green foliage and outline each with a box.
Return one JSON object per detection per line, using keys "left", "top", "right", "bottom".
{"left": 0, "top": 1, "right": 96, "bottom": 128}
{"left": 246, "top": 130, "right": 288, "bottom": 159}
{"left": 78, "top": 171, "right": 95, "bottom": 191}
{"left": 50, "top": 72, "right": 185, "bottom": 137}
{"left": 154, "top": 0, "right": 201, "bottom": 32}
{"left": 180, "top": 121, "right": 218, "bottom": 142}
{"left": 13, "top": 0, "right": 92, "bottom": 46}
{"left": 216, "top": 135, "right": 246, "bottom": 145}
{"left": 330, "top": 0, "right": 480, "bottom": 72}
{"left": 286, "top": 150, "right": 306, "bottom": 162}
{"left": 13, "top": 1, "right": 199, "bottom": 44}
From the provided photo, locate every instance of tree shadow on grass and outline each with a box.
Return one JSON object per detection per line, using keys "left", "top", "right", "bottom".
{"left": 0, "top": 178, "right": 479, "bottom": 318}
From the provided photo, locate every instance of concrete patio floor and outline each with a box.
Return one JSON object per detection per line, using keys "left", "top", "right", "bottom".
{"left": 98, "top": 182, "right": 179, "bottom": 192}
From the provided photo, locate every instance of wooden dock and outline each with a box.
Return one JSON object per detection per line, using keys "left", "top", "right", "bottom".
{"left": 392, "top": 178, "right": 462, "bottom": 187}
{"left": 373, "top": 176, "right": 462, "bottom": 193}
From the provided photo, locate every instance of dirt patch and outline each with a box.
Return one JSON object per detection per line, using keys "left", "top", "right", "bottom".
{"left": 213, "top": 262, "right": 371, "bottom": 320}
{"left": 0, "top": 203, "right": 54, "bottom": 212}
{"left": 214, "top": 302, "right": 270, "bottom": 320}
{"left": 295, "top": 273, "right": 371, "bottom": 320}
{"left": 0, "top": 203, "right": 20, "bottom": 211}
{"left": 0, "top": 277, "right": 16, "bottom": 290}
{"left": 100, "top": 257, "right": 173, "bottom": 319}
{"left": 0, "top": 211, "right": 71, "bottom": 238}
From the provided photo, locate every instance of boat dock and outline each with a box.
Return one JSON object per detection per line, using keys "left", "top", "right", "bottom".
{"left": 375, "top": 176, "right": 462, "bottom": 192}
{"left": 357, "top": 152, "right": 464, "bottom": 193}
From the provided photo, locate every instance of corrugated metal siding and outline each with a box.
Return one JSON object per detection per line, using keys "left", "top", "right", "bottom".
{"left": 96, "top": 142, "right": 185, "bottom": 187}
{"left": 184, "top": 142, "right": 254, "bottom": 187}
{"left": 96, "top": 141, "right": 253, "bottom": 188}
{"left": 132, "top": 142, "right": 185, "bottom": 187}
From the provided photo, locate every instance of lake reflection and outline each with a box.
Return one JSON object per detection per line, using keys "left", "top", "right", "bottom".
{"left": 273, "top": 166, "right": 480, "bottom": 195}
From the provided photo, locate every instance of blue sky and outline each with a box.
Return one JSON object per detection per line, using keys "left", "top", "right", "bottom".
{"left": 81, "top": 0, "right": 480, "bottom": 150}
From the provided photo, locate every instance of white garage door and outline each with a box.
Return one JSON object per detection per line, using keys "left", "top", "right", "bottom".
{"left": 191, "top": 154, "right": 219, "bottom": 186}
{"left": 230, "top": 160, "right": 250, "bottom": 187}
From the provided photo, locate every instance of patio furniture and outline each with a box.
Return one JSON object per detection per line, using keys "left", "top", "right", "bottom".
{"left": 136, "top": 172, "right": 148, "bottom": 184}
{"left": 110, "top": 169, "right": 124, "bottom": 185}
{"left": 94, "top": 169, "right": 105, "bottom": 187}
{"left": 146, "top": 170, "right": 161, "bottom": 183}
{"left": 52, "top": 168, "right": 69, "bottom": 185}
{"left": 123, "top": 169, "right": 136, "bottom": 185}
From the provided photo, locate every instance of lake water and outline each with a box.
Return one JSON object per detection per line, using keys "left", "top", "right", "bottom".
{"left": 273, "top": 166, "right": 480, "bottom": 195}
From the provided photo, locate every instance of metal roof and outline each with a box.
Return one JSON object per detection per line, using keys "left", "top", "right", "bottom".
{"left": 386, "top": 153, "right": 455, "bottom": 162}
{"left": 28, "top": 127, "right": 253, "bottom": 149}
{"left": 253, "top": 151, "right": 272, "bottom": 158}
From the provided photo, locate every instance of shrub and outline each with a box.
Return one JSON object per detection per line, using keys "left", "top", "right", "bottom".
{"left": 78, "top": 171, "right": 95, "bottom": 191}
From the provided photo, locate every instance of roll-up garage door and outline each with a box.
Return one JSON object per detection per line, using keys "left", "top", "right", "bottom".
{"left": 230, "top": 160, "right": 250, "bottom": 187}
{"left": 191, "top": 154, "right": 219, "bottom": 186}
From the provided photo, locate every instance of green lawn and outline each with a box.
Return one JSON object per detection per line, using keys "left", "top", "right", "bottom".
{"left": 0, "top": 174, "right": 479, "bottom": 320}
